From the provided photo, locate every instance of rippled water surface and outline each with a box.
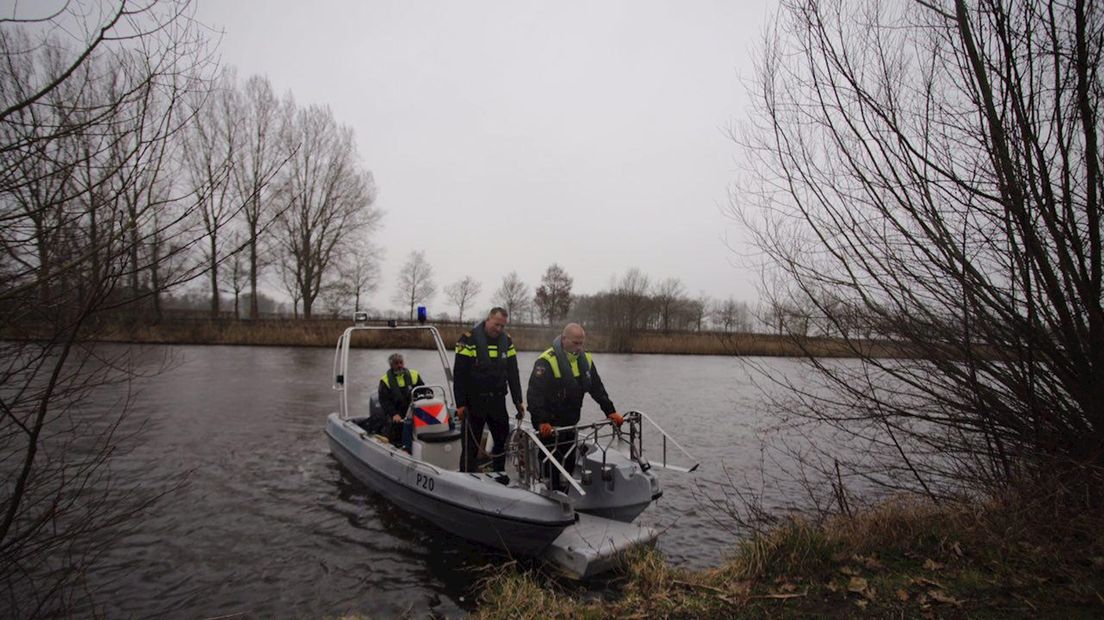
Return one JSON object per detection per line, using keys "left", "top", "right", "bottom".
{"left": 85, "top": 344, "right": 806, "bottom": 618}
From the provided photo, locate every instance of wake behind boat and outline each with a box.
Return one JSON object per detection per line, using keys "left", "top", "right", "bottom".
{"left": 324, "top": 317, "right": 697, "bottom": 578}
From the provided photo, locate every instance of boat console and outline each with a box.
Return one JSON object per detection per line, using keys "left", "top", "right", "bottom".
{"left": 408, "top": 386, "right": 462, "bottom": 470}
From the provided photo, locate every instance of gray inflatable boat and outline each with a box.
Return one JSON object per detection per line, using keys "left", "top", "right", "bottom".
{"left": 325, "top": 320, "right": 697, "bottom": 576}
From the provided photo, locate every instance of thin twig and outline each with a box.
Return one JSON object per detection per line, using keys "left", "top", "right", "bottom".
{"left": 1011, "top": 592, "right": 1037, "bottom": 612}
{"left": 672, "top": 579, "right": 726, "bottom": 594}
{"left": 751, "top": 588, "right": 809, "bottom": 600}
{"left": 718, "top": 594, "right": 743, "bottom": 606}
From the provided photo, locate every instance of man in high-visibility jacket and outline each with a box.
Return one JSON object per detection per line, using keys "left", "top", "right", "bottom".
{"left": 527, "top": 323, "right": 623, "bottom": 490}
{"left": 453, "top": 307, "right": 525, "bottom": 472}
{"left": 377, "top": 352, "right": 425, "bottom": 448}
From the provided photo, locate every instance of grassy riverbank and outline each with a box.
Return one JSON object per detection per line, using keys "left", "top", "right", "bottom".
{"left": 9, "top": 316, "right": 899, "bottom": 357}
{"left": 473, "top": 497, "right": 1104, "bottom": 618}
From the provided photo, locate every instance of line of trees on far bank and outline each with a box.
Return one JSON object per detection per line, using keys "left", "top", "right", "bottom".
{"left": 164, "top": 254, "right": 861, "bottom": 338}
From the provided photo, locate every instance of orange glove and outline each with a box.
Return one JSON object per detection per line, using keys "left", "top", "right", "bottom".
{"left": 539, "top": 423, "right": 554, "bottom": 438}
{"left": 456, "top": 406, "right": 466, "bottom": 422}
{"left": 608, "top": 412, "right": 624, "bottom": 427}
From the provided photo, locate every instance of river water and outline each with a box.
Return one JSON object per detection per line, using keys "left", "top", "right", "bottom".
{"left": 75, "top": 344, "right": 810, "bottom": 618}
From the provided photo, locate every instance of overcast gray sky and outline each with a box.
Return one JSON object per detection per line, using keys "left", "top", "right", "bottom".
{"left": 194, "top": 0, "right": 770, "bottom": 315}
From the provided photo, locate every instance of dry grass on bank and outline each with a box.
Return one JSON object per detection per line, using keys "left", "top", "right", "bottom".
{"left": 5, "top": 318, "right": 902, "bottom": 358}
{"left": 474, "top": 497, "right": 1104, "bottom": 619}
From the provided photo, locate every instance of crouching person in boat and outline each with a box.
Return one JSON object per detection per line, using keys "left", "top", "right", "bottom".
{"left": 527, "top": 323, "right": 623, "bottom": 491}
{"left": 378, "top": 352, "right": 425, "bottom": 451}
{"left": 454, "top": 307, "right": 526, "bottom": 473}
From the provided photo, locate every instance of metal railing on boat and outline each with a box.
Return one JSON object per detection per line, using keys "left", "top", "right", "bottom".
{"left": 509, "top": 411, "right": 698, "bottom": 497}
{"left": 332, "top": 324, "right": 456, "bottom": 419}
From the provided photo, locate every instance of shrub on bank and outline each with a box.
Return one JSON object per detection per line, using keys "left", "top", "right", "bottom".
{"left": 474, "top": 496, "right": 1104, "bottom": 618}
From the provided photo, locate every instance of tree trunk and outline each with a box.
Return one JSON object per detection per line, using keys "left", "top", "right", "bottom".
{"left": 249, "top": 225, "right": 259, "bottom": 319}
{"left": 209, "top": 234, "right": 220, "bottom": 317}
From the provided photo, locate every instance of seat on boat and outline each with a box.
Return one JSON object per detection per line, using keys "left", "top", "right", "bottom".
{"left": 419, "top": 429, "right": 462, "bottom": 443}
{"left": 410, "top": 398, "right": 461, "bottom": 470}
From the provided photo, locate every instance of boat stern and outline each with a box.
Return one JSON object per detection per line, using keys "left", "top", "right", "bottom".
{"left": 543, "top": 513, "right": 659, "bottom": 579}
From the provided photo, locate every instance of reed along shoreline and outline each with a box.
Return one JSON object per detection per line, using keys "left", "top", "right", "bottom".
{"left": 14, "top": 316, "right": 904, "bottom": 358}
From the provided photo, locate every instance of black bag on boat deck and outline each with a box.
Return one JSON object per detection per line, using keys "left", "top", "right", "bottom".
{"left": 364, "top": 394, "right": 388, "bottom": 434}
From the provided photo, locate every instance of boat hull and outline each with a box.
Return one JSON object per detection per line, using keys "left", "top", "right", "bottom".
{"left": 326, "top": 413, "right": 573, "bottom": 557}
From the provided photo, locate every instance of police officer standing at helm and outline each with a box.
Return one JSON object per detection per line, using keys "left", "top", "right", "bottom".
{"left": 454, "top": 307, "right": 525, "bottom": 472}
{"left": 527, "top": 322, "right": 623, "bottom": 491}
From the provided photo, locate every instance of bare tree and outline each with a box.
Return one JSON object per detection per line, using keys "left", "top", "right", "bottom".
{"left": 759, "top": 300, "right": 786, "bottom": 336}
{"left": 615, "top": 267, "right": 652, "bottom": 332}
{"left": 444, "top": 275, "right": 481, "bottom": 323}
{"left": 0, "top": 1, "right": 216, "bottom": 615}
{"left": 222, "top": 229, "right": 248, "bottom": 319}
{"left": 336, "top": 238, "right": 381, "bottom": 313}
{"left": 712, "top": 297, "right": 751, "bottom": 333}
{"left": 392, "top": 250, "right": 436, "bottom": 320}
{"left": 737, "top": 0, "right": 1104, "bottom": 507}
{"left": 276, "top": 242, "right": 303, "bottom": 318}
{"left": 690, "top": 293, "right": 711, "bottom": 331}
{"left": 654, "top": 277, "right": 685, "bottom": 332}
{"left": 572, "top": 272, "right": 693, "bottom": 334}
{"left": 534, "top": 263, "right": 573, "bottom": 325}
{"left": 494, "top": 271, "right": 531, "bottom": 320}
{"left": 111, "top": 81, "right": 182, "bottom": 319}
{"left": 275, "top": 103, "right": 380, "bottom": 319}
{"left": 230, "top": 74, "right": 289, "bottom": 319}
{"left": 183, "top": 71, "right": 239, "bottom": 317}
